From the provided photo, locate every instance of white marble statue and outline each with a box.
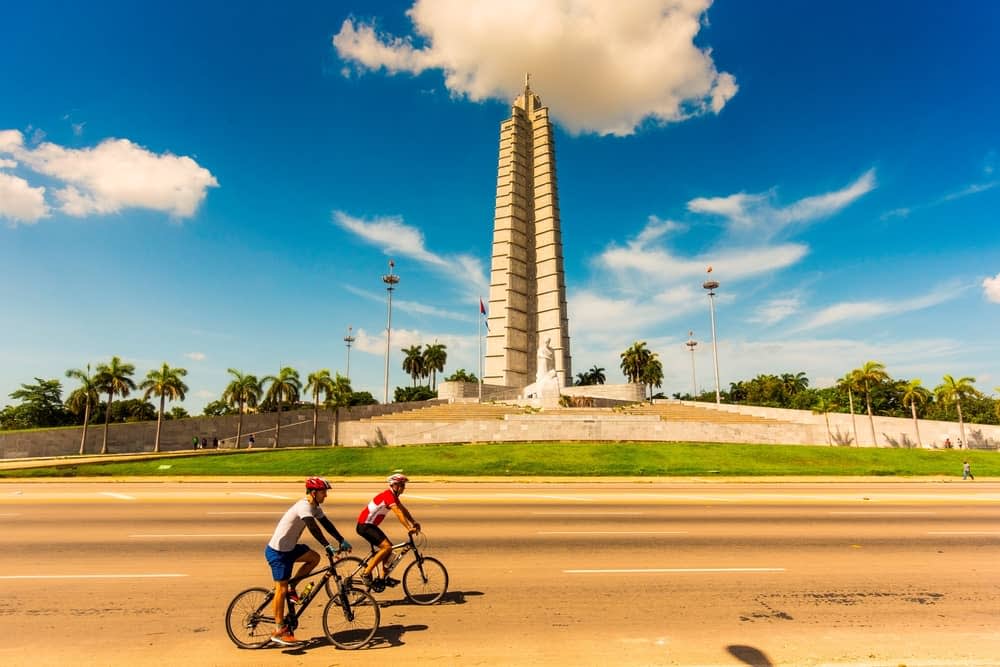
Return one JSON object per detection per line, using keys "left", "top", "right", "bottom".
{"left": 523, "top": 336, "right": 561, "bottom": 404}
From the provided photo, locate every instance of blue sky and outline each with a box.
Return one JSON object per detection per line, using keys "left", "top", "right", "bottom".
{"left": 2, "top": 0, "right": 999, "bottom": 413}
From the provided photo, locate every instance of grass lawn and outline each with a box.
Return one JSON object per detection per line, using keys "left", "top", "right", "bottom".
{"left": 0, "top": 441, "right": 995, "bottom": 478}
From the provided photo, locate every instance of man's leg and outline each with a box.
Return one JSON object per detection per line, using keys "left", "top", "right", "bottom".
{"left": 273, "top": 580, "right": 289, "bottom": 630}
{"left": 364, "top": 538, "right": 392, "bottom": 578}
{"left": 289, "top": 549, "right": 320, "bottom": 588}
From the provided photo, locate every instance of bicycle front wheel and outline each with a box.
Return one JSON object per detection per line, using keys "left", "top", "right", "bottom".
{"left": 225, "top": 587, "right": 274, "bottom": 648}
{"left": 402, "top": 556, "right": 449, "bottom": 605}
{"left": 322, "top": 587, "right": 380, "bottom": 649}
{"left": 324, "top": 556, "right": 365, "bottom": 597}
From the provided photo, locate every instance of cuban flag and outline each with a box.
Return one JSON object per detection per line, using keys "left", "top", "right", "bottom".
{"left": 480, "top": 298, "right": 489, "bottom": 330}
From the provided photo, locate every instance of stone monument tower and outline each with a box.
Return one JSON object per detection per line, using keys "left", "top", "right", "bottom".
{"left": 484, "top": 77, "right": 572, "bottom": 389}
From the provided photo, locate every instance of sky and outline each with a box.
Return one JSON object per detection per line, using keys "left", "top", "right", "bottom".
{"left": 2, "top": 0, "right": 999, "bottom": 414}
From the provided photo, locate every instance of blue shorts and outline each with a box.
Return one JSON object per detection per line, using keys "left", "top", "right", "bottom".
{"left": 264, "top": 544, "right": 311, "bottom": 581}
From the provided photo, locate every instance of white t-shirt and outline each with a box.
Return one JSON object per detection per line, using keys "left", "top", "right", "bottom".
{"left": 268, "top": 498, "right": 325, "bottom": 552}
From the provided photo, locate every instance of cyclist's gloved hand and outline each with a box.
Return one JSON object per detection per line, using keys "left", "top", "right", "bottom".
{"left": 325, "top": 544, "right": 338, "bottom": 557}
{"left": 339, "top": 539, "right": 352, "bottom": 553}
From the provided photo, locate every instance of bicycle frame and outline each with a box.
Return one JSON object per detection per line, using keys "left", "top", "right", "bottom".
{"left": 265, "top": 557, "right": 354, "bottom": 631}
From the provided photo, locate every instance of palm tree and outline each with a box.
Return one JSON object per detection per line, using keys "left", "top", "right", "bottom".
{"left": 780, "top": 372, "right": 809, "bottom": 398}
{"left": 574, "top": 372, "right": 592, "bottom": 386}
{"left": 94, "top": 356, "right": 136, "bottom": 454}
{"left": 811, "top": 396, "right": 838, "bottom": 446}
{"left": 222, "top": 369, "right": 261, "bottom": 449}
{"left": 305, "top": 369, "right": 336, "bottom": 446}
{"left": 901, "top": 379, "right": 932, "bottom": 448}
{"left": 837, "top": 371, "right": 861, "bottom": 446}
{"left": 325, "top": 373, "right": 353, "bottom": 446}
{"left": 140, "top": 363, "right": 189, "bottom": 453}
{"left": 401, "top": 345, "right": 424, "bottom": 387}
{"left": 423, "top": 343, "right": 447, "bottom": 390}
{"left": 640, "top": 355, "right": 663, "bottom": 400}
{"left": 589, "top": 365, "right": 606, "bottom": 385}
{"left": 934, "top": 375, "right": 978, "bottom": 448}
{"left": 620, "top": 341, "right": 652, "bottom": 384}
{"left": 262, "top": 367, "right": 301, "bottom": 448}
{"left": 995, "top": 387, "right": 1000, "bottom": 422}
{"left": 65, "top": 365, "right": 99, "bottom": 455}
{"left": 854, "top": 361, "right": 889, "bottom": 446}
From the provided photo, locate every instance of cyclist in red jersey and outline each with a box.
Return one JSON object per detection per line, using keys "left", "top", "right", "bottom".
{"left": 356, "top": 473, "right": 420, "bottom": 587}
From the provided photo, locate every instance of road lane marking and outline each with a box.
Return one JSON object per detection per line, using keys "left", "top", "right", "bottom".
{"left": 238, "top": 492, "right": 291, "bottom": 499}
{"left": 927, "top": 531, "right": 1000, "bottom": 535}
{"left": 501, "top": 493, "right": 594, "bottom": 502}
{"left": 565, "top": 567, "right": 785, "bottom": 574}
{"left": 539, "top": 531, "right": 687, "bottom": 535}
{"left": 405, "top": 494, "right": 448, "bottom": 501}
{"left": 0, "top": 574, "right": 188, "bottom": 580}
{"left": 207, "top": 511, "right": 282, "bottom": 515}
{"left": 100, "top": 492, "right": 135, "bottom": 500}
{"left": 830, "top": 511, "right": 936, "bottom": 515}
{"left": 130, "top": 533, "right": 270, "bottom": 538}
{"left": 532, "top": 511, "right": 644, "bottom": 516}
{"left": 0, "top": 513, "right": 21, "bottom": 517}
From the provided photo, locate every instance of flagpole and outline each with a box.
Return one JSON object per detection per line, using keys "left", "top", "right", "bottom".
{"left": 478, "top": 297, "right": 483, "bottom": 402}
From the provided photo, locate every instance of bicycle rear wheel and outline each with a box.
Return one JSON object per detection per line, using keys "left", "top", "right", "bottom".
{"left": 324, "top": 556, "right": 365, "bottom": 597}
{"left": 322, "top": 587, "right": 380, "bottom": 649}
{"left": 402, "top": 556, "right": 449, "bottom": 605}
{"left": 225, "top": 587, "right": 274, "bottom": 648}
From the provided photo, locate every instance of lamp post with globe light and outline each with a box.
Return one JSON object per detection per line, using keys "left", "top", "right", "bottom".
{"left": 685, "top": 331, "right": 698, "bottom": 399}
{"left": 382, "top": 261, "right": 400, "bottom": 403}
{"left": 702, "top": 279, "right": 721, "bottom": 404}
{"left": 343, "top": 326, "right": 355, "bottom": 384}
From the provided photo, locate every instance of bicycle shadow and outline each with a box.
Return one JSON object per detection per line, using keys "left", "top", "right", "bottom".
{"left": 281, "top": 624, "right": 429, "bottom": 654}
{"left": 374, "top": 589, "right": 483, "bottom": 609}
{"left": 726, "top": 645, "right": 774, "bottom": 667}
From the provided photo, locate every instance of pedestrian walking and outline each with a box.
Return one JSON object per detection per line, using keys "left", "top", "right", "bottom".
{"left": 212, "top": 436, "right": 219, "bottom": 449}
{"left": 248, "top": 433, "right": 255, "bottom": 449}
{"left": 962, "top": 460, "right": 974, "bottom": 480}
{"left": 192, "top": 436, "right": 199, "bottom": 449}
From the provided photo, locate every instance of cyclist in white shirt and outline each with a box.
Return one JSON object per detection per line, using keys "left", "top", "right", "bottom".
{"left": 264, "top": 477, "right": 351, "bottom": 646}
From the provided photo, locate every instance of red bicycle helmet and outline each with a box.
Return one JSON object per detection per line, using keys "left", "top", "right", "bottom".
{"left": 305, "top": 476, "right": 331, "bottom": 491}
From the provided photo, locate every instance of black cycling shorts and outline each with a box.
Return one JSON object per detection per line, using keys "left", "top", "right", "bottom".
{"left": 356, "top": 522, "right": 388, "bottom": 548}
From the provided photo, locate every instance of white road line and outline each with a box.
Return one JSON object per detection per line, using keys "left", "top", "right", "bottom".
{"left": 532, "top": 510, "right": 645, "bottom": 516}
{"left": 927, "top": 531, "right": 1000, "bottom": 535}
{"left": 0, "top": 574, "right": 188, "bottom": 580}
{"left": 828, "top": 510, "right": 937, "bottom": 516}
{"left": 405, "top": 494, "right": 448, "bottom": 501}
{"left": 130, "top": 533, "right": 270, "bottom": 538}
{"left": 565, "top": 567, "right": 785, "bottom": 574}
{"left": 539, "top": 531, "right": 687, "bottom": 535}
{"left": 100, "top": 492, "right": 135, "bottom": 500}
{"left": 207, "top": 511, "right": 282, "bottom": 515}
{"left": 0, "top": 513, "right": 21, "bottom": 517}
{"left": 238, "top": 492, "right": 291, "bottom": 500}
{"left": 501, "top": 493, "right": 594, "bottom": 502}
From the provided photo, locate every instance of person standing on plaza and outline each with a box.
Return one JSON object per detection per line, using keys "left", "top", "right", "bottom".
{"left": 248, "top": 433, "right": 255, "bottom": 448}
{"left": 962, "top": 460, "right": 974, "bottom": 480}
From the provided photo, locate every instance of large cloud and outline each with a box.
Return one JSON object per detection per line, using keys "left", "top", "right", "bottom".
{"left": 984, "top": 272, "right": 1000, "bottom": 303}
{"left": 333, "top": 0, "right": 737, "bottom": 136}
{"left": 0, "top": 129, "right": 218, "bottom": 221}
{"left": 0, "top": 171, "right": 49, "bottom": 225}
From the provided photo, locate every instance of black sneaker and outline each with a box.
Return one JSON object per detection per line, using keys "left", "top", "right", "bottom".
{"left": 383, "top": 576, "right": 400, "bottom": 588}
{"left": 360, "top": 573, "right": 374, "bottom": 588}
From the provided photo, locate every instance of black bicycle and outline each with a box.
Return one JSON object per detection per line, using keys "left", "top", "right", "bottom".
{"left": 328, "top": 532, "right": 448, "bottom": 605}
{"left": 225, "top": 553, "right": 380, "bottom": 650}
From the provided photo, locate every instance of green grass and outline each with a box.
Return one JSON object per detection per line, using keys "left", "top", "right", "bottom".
{"left": 1, "top": 442, "right": 995, "bottom": 478}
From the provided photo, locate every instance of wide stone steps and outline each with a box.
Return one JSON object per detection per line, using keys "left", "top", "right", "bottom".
{"left": 623, "top": 403, "right": 786, "bottom": 424}
{"left": 368, "top": 403, "right": 530, "bottom": 422}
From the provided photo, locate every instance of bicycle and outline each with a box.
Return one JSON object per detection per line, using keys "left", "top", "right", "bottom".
{"left": 328, "top": 532, "right": 449, "bottom": 605}
{"left": 225, "top": 552, "right": 380, "bottom": 650}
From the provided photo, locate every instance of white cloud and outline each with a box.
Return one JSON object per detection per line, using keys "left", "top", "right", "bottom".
{"left": 185, "top": 352, "right": 206, "bottom": 361}
{"left": 0, "top": 129, "right": 218, "bottom": 220}
{"left": 687, "top": 169, "right": 875, "bottom": 237}
{"left": 0, "top": 158, "right": 16, "bottom": 169}
{"left": 794, "top": 283, "right": 963, "bottom": 332}
{"left": 333, "top": 210, "right": 488, "bottom": 296}
{"left": 333, "top": 0, "right": 737, "bottom": 136}
{"left": 984, "top": 273, "right": 1000, "bottom": 303}
{"left": 0, "top": 172, "right": 49, "bottom": 225}
{"left": 748, "top": 297, "right": 800, "bottom": 326}
{"left": 343, "top": 284, "right": 475, "bottom": 322}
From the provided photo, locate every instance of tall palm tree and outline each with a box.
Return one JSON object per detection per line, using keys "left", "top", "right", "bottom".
{"left": 423, "top": 343, "right": 447, "bottom": 390}
{"left": 325, "top": 373, "right": 353, "bottom": 447}
{"left": 620, "top": 341, "right": 652, "bottom": 384}
{"left": 589, "top": 365, "right": 606, "bottom": 385}
{"left": 140, "top": 363, "right": 189, "bottom": 453}
{"left": 574, "top": 372, "right": 592, "bottom": 386}
{"left": 94, "top": 356, "right": 136, "bottom": 454}
{"left": 305, "top": 369, "right": 336, "bottom": 446}
{"left": 65, "top": 365, "right": 99, "bottom": 455}
{"left": 262, "top": 367, "right": 301, "bottom": 448}
{"left": 855, "top": 361, "right": 889, "bottom": 447}
{"left": 639, "top": 355, "right": 663, "bottom": 400}
{"left": 222, "top": 369, "right": 261, "bottom": 448}
{"left": 401, "top": 345, "right": 424, "bottom": 387}
{"left": 901, "top": 379, "right": 932, "bottom": 448}
{"left": 811, "top": 396, "right": 838, "bottom": 446}
{"left": 934, "top": 375, "right": 978, "bottom": 448}
{"left": 837, "top": 371, "right": 861, "bottom": 446}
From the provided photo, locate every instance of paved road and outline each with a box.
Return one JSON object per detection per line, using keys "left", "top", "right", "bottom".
{"left": 1, "top": 480, "right": 998, "bottom": 666}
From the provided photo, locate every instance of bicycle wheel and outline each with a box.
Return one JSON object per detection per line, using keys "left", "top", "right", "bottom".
{"left": 324, "top": 556, "right": 365, "bottom": 597}
{"left": 402, "top": 556, "right": 449, "bottom": 605}
{"left": 225, "top": 587, "right": 274, "bottom": 648}
{"left": 322, "top": 586, "right": 380, "bottom": 649}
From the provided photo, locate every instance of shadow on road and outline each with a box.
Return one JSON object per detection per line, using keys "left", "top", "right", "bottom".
{"left": 376, "top": 589, "right": 483, "bottom": 608}
{"left": 726, "top": 645, "right": 774, "bottom": 667}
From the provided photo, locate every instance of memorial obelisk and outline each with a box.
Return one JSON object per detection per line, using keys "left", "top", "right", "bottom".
{"left": 484, "top": 77, "right": 572, "bottom": 389}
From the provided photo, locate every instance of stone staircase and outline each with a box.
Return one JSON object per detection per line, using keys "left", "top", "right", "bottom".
{"left": 368, "top": 402, "right": 530, "bottom": 422}
{"left": 621, "top": 402, "right": 789, "bottom": 424}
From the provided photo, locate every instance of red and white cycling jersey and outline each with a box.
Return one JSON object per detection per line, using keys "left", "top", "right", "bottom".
{"left": 357, "top": 488, "right": 397, "bottom": 526}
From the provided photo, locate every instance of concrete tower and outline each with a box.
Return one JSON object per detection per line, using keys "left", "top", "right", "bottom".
{"left": 484, "top": 77, "right": 572, "bottom": 388}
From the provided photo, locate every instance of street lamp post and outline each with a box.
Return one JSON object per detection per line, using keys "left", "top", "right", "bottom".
{"left": 382, "top": 261, "right": 400, "bottom": 404}
{"left": 702, "top": 280, "right": 721, "bottom": 404}
{"left": 343, "top": 326, "right": 356, "bottom": 384}
{"left": 685, "top": 331, "right": 698, "bottom": 399}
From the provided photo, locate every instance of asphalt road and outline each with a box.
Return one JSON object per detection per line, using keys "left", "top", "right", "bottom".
{"left": 1, "top": 480, "right": 998, "bottom": 666}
